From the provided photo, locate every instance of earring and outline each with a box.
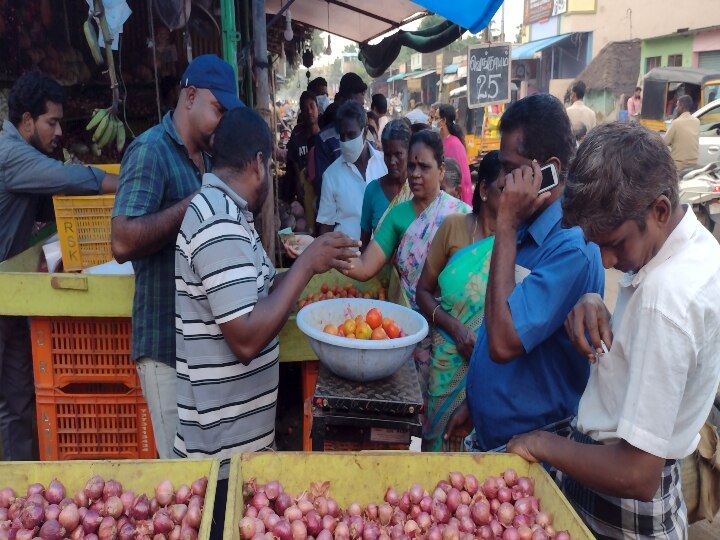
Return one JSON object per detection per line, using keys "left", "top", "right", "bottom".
{"left": 481, "top": 196, "right": 487, "bottom": 201}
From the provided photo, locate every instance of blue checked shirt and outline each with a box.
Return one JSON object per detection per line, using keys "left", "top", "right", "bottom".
{"left": 112, "top": 112, "right": 210, "bottom": 367}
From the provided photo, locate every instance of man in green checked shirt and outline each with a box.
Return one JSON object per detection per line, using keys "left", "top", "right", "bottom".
{"left": 111, "top": 55, "right": 243, "bottom": 458}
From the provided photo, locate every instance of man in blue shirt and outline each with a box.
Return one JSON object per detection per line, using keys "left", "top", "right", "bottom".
{"left": 444, "top": 94, "right": 605, "bottom": 451}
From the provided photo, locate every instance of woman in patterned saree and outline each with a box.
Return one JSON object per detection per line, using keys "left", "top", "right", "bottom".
{"left": 416, "top": 151, "right": 502, "bottom": 451}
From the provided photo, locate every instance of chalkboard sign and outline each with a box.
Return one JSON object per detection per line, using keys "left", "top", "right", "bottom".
{"left": 467, "top": 43, "right": 511, "bottom": 109}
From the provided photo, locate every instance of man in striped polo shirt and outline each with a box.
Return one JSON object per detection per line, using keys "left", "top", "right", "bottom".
{"left": 174, "top": 107, "right": 358, "bottom": 539}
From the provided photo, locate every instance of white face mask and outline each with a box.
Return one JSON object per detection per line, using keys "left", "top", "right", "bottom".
{"left": 340, "top": 132, "right": 365, "bottom": 164}
{"left": 431, "top": 120, "right": 440, "bottom": 132}
{"left": 317, "top": 95, "right": 330, "bottom": 113}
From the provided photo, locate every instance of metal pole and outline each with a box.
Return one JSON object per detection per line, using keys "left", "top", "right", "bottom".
{"left": 242, "top": 0, "right": 254, "bottom": 107}
{"left": 252, "top": 0, "right": 276, "bottom": 264}
{"left": 220, "top": 0, "right": 239, "bottom": 84}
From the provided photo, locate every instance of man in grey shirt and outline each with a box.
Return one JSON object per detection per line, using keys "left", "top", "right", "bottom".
{"left": 0, "top": 72, "right": 117, "bottom": 460}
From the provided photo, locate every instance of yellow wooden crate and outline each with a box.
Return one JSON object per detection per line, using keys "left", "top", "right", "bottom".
{"left": 0, "top": 459, "right": 219, "bottom": 540}
{"left": 223, "top": 452, "right": 594, "bottom": 540}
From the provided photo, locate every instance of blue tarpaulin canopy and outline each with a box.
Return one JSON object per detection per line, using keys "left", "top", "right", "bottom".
{"left": 511, "top": 33, "right": 574, "bottom": 60}
{"left": 444, "top": 64, "right": 459, "bottom": 74}
{"left": 411, "top": 0, "right": 504, "bottom": 34}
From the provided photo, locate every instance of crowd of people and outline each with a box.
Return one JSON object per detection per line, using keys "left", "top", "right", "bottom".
{"left": 0, "top": 53, "right": 719, "bottom": 540}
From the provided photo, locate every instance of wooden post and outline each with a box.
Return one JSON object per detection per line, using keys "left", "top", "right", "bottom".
{"left": 252, "top": 0, "right": 276, "bottom": 264}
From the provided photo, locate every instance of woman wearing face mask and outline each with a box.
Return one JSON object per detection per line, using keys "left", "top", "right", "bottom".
{"left": 434, "top": 104, "right": 473, "bottom": 205}
{"left": 359, "top": 120, "right": 412, "bottom": 250}
{"left": 440, "top": 158, "right": 463, "bottom": 200}
{"left": 416, "top": 151, "right": 501, "bottom": 451}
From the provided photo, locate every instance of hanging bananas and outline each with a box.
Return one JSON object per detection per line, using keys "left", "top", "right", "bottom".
{"left": 85, "top": 108, "right": 127, "bottom": 152}
{"left": 83, "top": 16, "right": 104, "bottom": 66}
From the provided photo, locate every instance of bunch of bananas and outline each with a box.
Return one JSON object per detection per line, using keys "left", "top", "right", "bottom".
{"left": 83, "top": 16, "right": 104, "bottom": 66}
{"left": 85, "top": 108, "right": 126, "bottom": 152}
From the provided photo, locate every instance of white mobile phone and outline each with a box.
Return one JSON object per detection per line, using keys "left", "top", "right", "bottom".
{"left": 538, "top": 163, "right": 560, "bottom": 194}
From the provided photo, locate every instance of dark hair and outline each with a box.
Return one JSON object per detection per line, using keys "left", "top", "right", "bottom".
{"left": 635, "top": 86, "right": 642, "bottom": 92}
{"left": 338, "top": 72, "right": 367, "bottom": 99}
{"left": 212, "top": 107, "right": 273, "bottom": 171}
{"left": 677, "top": 94, "right": 693, "bottom": 111}
{"left": 571, "top": 80, "right": 586, "bottom": 99}
{"left": 562, "top": 122, "right": 678, "bottom": 237}
{"left": 410, "top": 122, "right": 430, "bottom": 134}
{"left": 299, "top": 91, "right": 317, "bottom": 111}
{"left": 444, "top": 158, "right": 462, "bottom": 190}
{"left": 371, "top": 93, "right": 388, "bottom": 114}
{"left": 308, "top": 77, "right": 327, "bottom": 94}
{"left": 381, "top": 118, "right": 411, "bottom": 146}
{"left": 472, "top": 150, "right": 502, "bottom": 214}
{"left": 335, "top": 100, "right": 367, "bottom": 132}
{"left": 499, "top": 94, "right": 576, "bottom": 172}
{"left": 437, "top": 103, "right": 466, "bottom": 148}
{"left": 8, "top": 72, "right": 65, "bottom": 126}
{"left": 409, "top": 129, "right": 444, "bottom": 167}
{"left": 319, "top": 102, "right": 338, "bottom": 129}
{"left": 574, "top": 124, "right": 587, "bottom": 142}
{"left": 367, "top": 110, "right": 380, "bottom": 126}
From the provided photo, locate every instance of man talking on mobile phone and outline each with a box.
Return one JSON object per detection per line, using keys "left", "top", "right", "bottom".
{"left": 443, "top": 94, "right": 605, "bottom": 451}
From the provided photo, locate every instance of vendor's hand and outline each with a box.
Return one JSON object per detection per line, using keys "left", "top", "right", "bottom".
{"left": 498, "top": 161, "right": 551, "bottom": 229}
{"left": 443, "top": 400, "right": 473, "bottom": 452}
{"left": 299, "top": 232, "right": 360, "bottom": 274}
{"left": 564, "top": 293, "right": 613, "bottom": 363}
{"left": 452, "top": 321, "right": 476, "bottom": 360}
{"left": 507, "top": 430, "right": 544, "bottom": 463}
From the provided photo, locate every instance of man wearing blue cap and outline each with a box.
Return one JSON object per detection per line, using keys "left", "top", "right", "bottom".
{"left": 111, "top": 54, "right": 243, "bottom": 458}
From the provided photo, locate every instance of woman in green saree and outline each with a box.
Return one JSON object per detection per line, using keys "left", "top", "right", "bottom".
{"left": 416, "top": 151, "right": 502, "bottom": 451}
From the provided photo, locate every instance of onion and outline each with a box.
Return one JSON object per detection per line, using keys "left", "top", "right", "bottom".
{"left": 498, "top": 487, "right": 513, "bottom": 503}
{"left": 555, "top": 531, "right": 570, "bottom": 540}
{"left": 74, "top": 491, "right": 89, "bottom": 509}
{"left": 458, "top": 515, "right": 475, "bottom": 534}
{"left": 153, "top": 510, "right": 175, "bottom": 534}
{"left": 535, "top": 512, "right": 552, "bottom": 529}
{"left": 174, "top": 486, "right": 190, "bottom": 506}
{"left": 184, "top": 505, "right": 201, "bottom": 530}
{"left": 84, "top": 477, "right": 104, "bottom": 503}
{"left": 245, "top": 506, "right": 258, "bottom": 519}
{"left": 155, "top": 481, "right": 174, "bottom": 507}
{"left": 408, "top": 485, "right": 424, "bottom": 505}
{"left": 102, "top": 481, "right": 122, "bottom": 501}
{"left": 45, "top": 480, "right": 65, "bottom": 505}
{"left": 0, "top": 508, "right": 6, "bottom": 521}
{"left": 178, "top": 525, "right": 197, "bottom": 540}
{"left": 274, "top": 493, "right": 292, "bottom": 516}
{"left": 481, "top": 477, "right": 499, "bottom": 499}
{"left": 45, "top": 505, "right": 60, "bottom": 521}
{"left": 503, "top": 527, "right": 521, "bottom": 540}
{"left": 362, "top": 522, "right": 380, "bottom": 540}
{"left": 27, "top": 484, "right": 45, "bottom": 499}
{"left": 460, "top": 475, "right": 477, "bottom": 497}
{"left": 490, "top": 498, "right": 501, "bottom": 514}
{"left": 398, "top": 493, "right": 411, "bottom": 514}
{"left": 431, "top": 487, "right": 447, "bottom": 504}
{"left": 448, "top": 472, "right": 465, "bottom": 491}
{"left": 82, "top": 508, "right": 102, "bottom": 534}
{"left": 403, "top": 519, "right": 419, "bottom": 537}
{"left": 169, "top": 505, "right": 188, "bottom": 525}
{"left": 290, "top": 520, "right": 306, "bottom": 540}
{"left": 459, "top": 491, "right": 472, "bottom": 506}
{"left": 334, "top": 521, "right": 350, "bottom": 540}
{"left": 131, "top": 493, "right": 150, "bottom": 519}
{"left": 326, "top": 499, "right": 339, "bottom": 518}
{"left": 297, "top": 499, "right": 313, "bottom": 516}
{"left": 454, "top": 504, "right": 470, "bottom": 520}
{"left": 477, "top": 525, "right": 493, "bottom": 540}
{"left": 15, "top": 528, "right": 37, "bottom": 540}
{"left": 69, "top": 525, "right": 85, "bottom": 540}
{"left": 317, "top": 531, "right": 333, "bottom": 540}
{"left": 384, "top": 488, "right": 399, "bottom": 507}
{"left": 513, "top": 514, "right": 530, "bottom": 528}
{"left": 446, "top": 489, "right": 460, "bottom": 513}
{"left": 498, "top": 502, "right": 516, "bottom": 527}
{"left": 416, "top": 496, "right": 431, "bottom": 514}
{"left": 390, "top": 509, "right": 406, "bottom": 527}
{"left": 437, "top": 480, "right": 451, "bottom": 493}
{"left": 365, "top": 504, "right": 378, "bottom": 521}
{"left": 150, "top": 498, "right": 160, "bottom": 515}
{"left": 264, "top": 513, "right": 280, "bottom": 531}
{"left": 515, "top": 497, "right": 533, "bottom": 516}
{"left": 518, "top": 525, "right": 533, "bottom": 540}
{"left": 0, "top": 488, "right": 15, "bottom": 508}
{"left": 442, "top": 523, "right": 459, "bottom": 540}
{"left": 471, "top": 501, "right": 491, "bottom": 526}
{"left": 103, "top": 497, "right": 123, "bottom": 519}
{"left": 378, "top": 504, "right": 392, "bottom": 527}
{"left": 416, "top": 512, "right": 432, "bottom": 532}
{"left": 503, "top": 469, "right": 519, "bottom": 488}
{"left": 431, "top": 502, "right": 450, "bottom": 524}
{"left": 321, "top": 514, "right": 337, "bottom": 533}
{"left": 240, "top": 517, "right": 256, "bottom": 540}
{"left": 190, "top": 478, "right": 207, "bottom": 499}
{"left": 168, "top": 525, "right": 181, "bottom": 540}
{"left": 545, "top": 525, "right": 556, "bottom": 538}
{"left": 305, "top": 511, "right": 322, "bottom": 536}
{"left": 118, "top": 522, "right": 136, "bottom": 540}
{"left": 284, "top": 506, "right": 302, "bottom": 523}
{"left": 490, "top": 519, "right": 504, "bottom": 537}
{"left": 272, "top": 519, "right": 292, "bottom": 540}
{"left": 517, "top": 478, "right": 534, "bottom": 497}
{"left": 136, "top": 520, "right": 154, "bottom": 537}
{"left": 262, "top": 481, "right": 281, "bottom": 502}
{"left": 20, "top": 504, "right": 44, "bottom": 529}
{"left": 39, "top": 519, "right": 65, "bottom": 540}
{"left": 532, "top": 530, "right": 549, "bottom": 540}
{"left": 59, "top": 503, "right": 80, "bottom": 532}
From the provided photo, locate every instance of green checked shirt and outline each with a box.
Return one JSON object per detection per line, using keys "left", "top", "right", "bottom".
{"left": 112, "top": 112, "right": 210, "bottom": 367}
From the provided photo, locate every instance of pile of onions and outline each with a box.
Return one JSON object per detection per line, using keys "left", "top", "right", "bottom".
{"left": 0, "top": 475, "right": 208, "bottom": 540}
{"left": 241, "top": 471, "right": 571, "bottom": 540}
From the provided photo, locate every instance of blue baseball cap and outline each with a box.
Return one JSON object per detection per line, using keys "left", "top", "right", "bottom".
{"left": 181, "top": 54, "right": 244, "bottom": 111}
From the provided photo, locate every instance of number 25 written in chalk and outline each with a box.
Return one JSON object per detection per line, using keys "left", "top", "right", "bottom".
{"left": 476, "top": 73, "right": 502, "bottom": 100}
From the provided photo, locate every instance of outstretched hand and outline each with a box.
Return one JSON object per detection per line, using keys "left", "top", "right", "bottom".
{"left": 299, "top": 232, "right": 360, "bottom": 275}
{"left": 564, "top": 293, "right": 613, "bottom": 363}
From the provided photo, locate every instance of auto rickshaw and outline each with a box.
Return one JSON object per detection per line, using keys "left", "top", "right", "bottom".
{"left": 640, "top": 67, "right": 720, "bottom": 132}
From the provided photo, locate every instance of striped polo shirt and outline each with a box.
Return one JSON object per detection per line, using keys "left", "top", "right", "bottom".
{"left": 173, "top": 173, "right": 278, "bottom": 479}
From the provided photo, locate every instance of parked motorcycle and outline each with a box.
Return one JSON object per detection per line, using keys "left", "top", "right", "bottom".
{"left": 679, "top": 162, "right": 720, "bottom": 233}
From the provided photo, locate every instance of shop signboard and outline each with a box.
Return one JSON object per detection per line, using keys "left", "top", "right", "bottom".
{"left": 525, "top": 0, "right": 567, "bottom": 24}
{"left": 467, "top": 43, "right": 512, "bottom": 109}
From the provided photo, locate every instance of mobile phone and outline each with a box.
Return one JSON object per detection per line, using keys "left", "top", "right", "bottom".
{"left": 539, "top": 163, "right": 560, "bottom": 194}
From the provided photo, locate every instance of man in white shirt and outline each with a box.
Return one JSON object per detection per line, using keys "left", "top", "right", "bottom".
{"left": 664, "top": 95, "right": 700, "bottom": 171}
{"left": 508, "top": 122, "right": 720, "bottom": 539}
{"left": 317, "top": 101, "right": 387, "bottom": 240}
{"left": 566, "top": 80, "right": 596, "bottom": 136}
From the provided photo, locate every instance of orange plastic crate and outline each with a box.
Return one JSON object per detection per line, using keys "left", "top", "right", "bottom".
{"left": 31, "top": 317, "right": 139, "bottom": 389}
{"left": 52, "top": 194, "right": 115, "bottom": 271}
{"left": 36, "top": 384, "right": 156, "bottom": 461}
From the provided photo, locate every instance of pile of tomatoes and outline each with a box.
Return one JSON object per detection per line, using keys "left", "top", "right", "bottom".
{"left": 297, "top": 282, "right": 387, "bottom": 311}
{"left": 322, "top": 308, "right": 406, "bottom": 340}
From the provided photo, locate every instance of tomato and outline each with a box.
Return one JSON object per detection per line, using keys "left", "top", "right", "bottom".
{"left": 356, "top": 322, "right": 372, "bottom": 340}
{"left": 385, "top": 322, "right": 401, "bottom": 339}
{"left": 342, "top": 319, "right": 356, "bottom": 336}
{"left": 326, "top": 291, "right": 335, "bottom": 299}
{"left": 320, "top": 284, "right": 329, "bottom": 294}
{"left": 337, "top": 326, "right": 345, "bottom": 336}
{"left": 323, "top": 324, "right": 339, "bottom": 336}
{"left": 366, "top": 308, "right": 383, "bottom": 330}
{"left": 371, "top": 327, "right": 389, "bottom": 340}
{"left": 355, "top": 315, "right": 365, "bottom": 326}
{"left": 345, "top": 332, "right": 356, "bottom": 339}
{"left": 382, "top": 317, "right": 395, "bottom": 333}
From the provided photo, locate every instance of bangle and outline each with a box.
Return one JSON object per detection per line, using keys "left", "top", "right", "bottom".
{"left": 432, "top": 304, "right": 442, "bottom": 325}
